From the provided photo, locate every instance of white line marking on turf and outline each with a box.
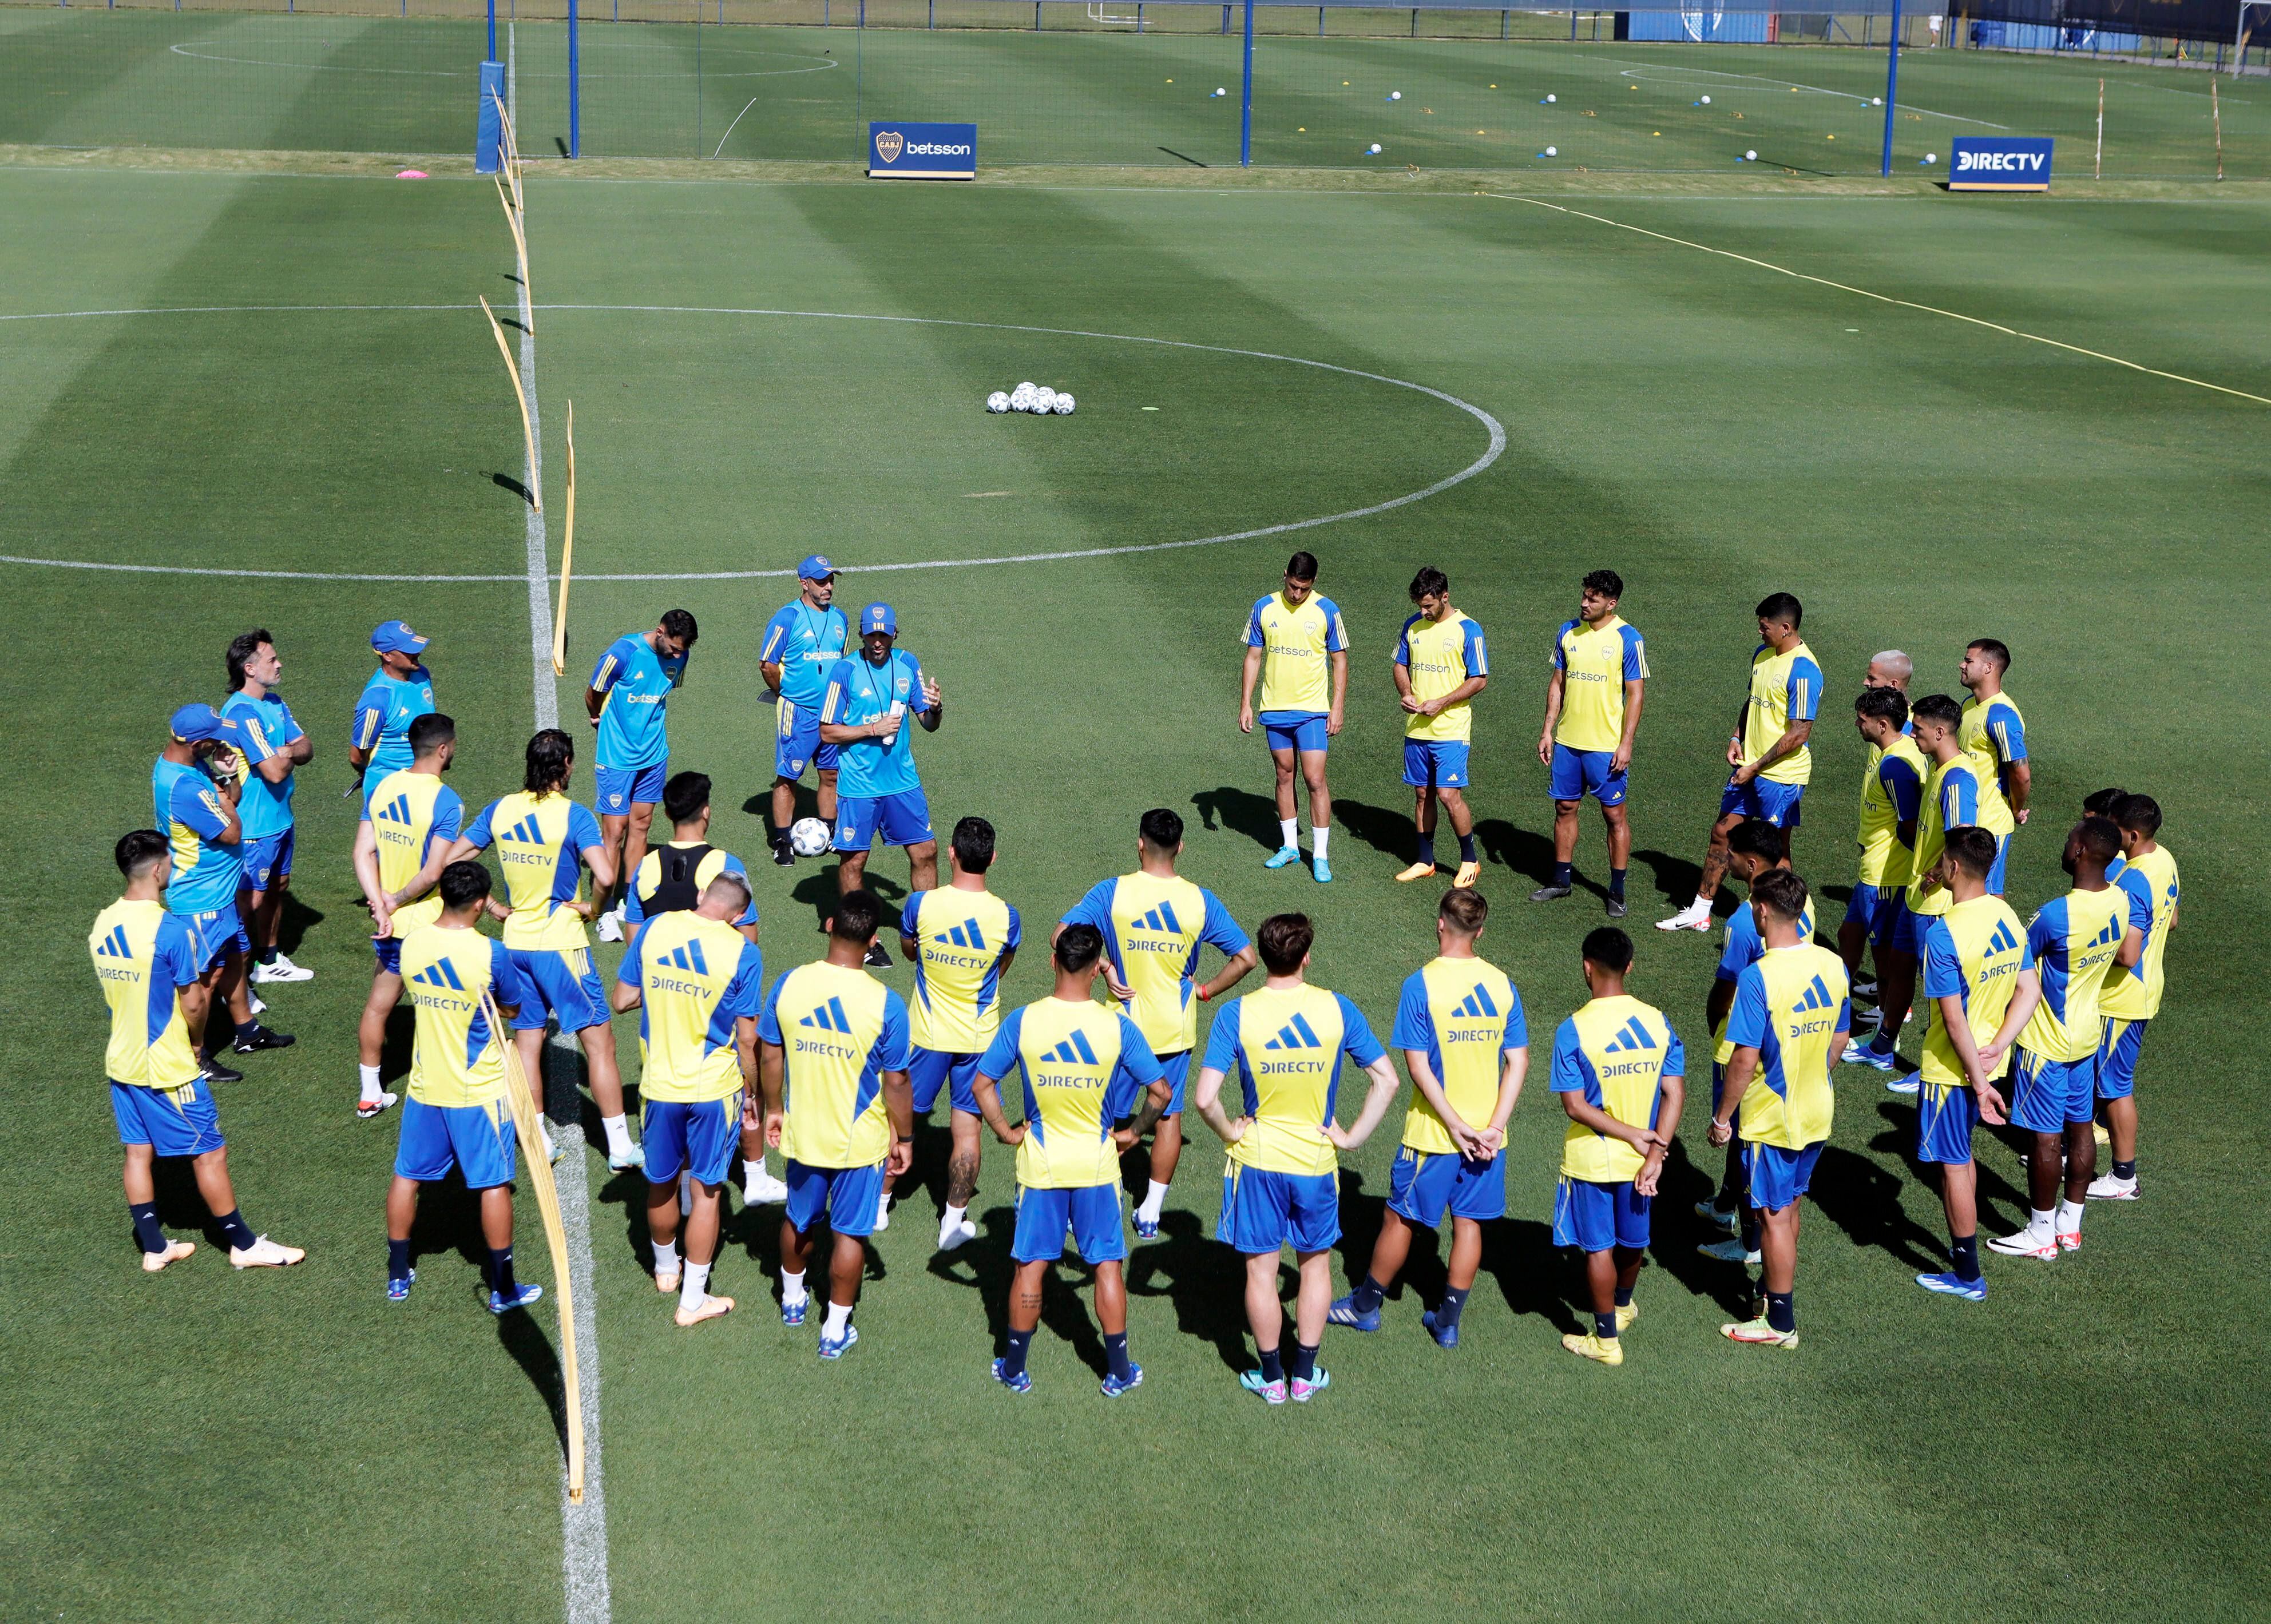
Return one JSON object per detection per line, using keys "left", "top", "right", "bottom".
{"left": 1589, "top": 55, "right": 2008, "bottom": 128}
{"left": 0, "top": 306, "right": 1505, "bottom": 583}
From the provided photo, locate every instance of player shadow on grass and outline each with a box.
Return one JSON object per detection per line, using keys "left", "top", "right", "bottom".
{"left": 1630, "top": 1138, "right": 1763, "bottom": 1320}
{"left": 1809, "top": 1126, "right": 1956, "bottom": 1274}
{"left": 784, "top": 868, "right": 907, "bottom": 938}
{"left": 1123, "top": 1209, "right": 1262, "bottom": 1375}
{"left": 926, "top": 1208, "right": 1113, "bottom": 1374}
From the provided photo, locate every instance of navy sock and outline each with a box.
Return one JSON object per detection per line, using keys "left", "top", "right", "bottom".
{"left": 1612, "top": 1283, "right": 1634, "bottom": 1308}
{"left": 1869, "top": 1022, "right": 1901, "bottom": 1055}
{"left": 387, "top": 1238, "right": 412, "bottom": 1282}
{"left": 1950, "top": 1234, "right": 1980, "bottom": 1283}
{"left": 1287, "top": 1341, "right": 1318, "bottom": 1382}
{"left": 489, "top": 1246, "right": 518, "bottom": 1297}
{"left": 1258, "top": 1345, "right": 1284, "bottom": 1384}
{"left": 1594, "top": 1310, "right": 1618, "bottom": 1340}
{"left": 1608, "top": 866, "right": 1627, "bottom": 899}
{"left": 129, "top": 1201, "right": 167, "bottom": 1254}
{"left": 1104, "top": 1332, "right": 1132, "bottom": 1381}
{"left": 1457, "top": 832, "right": 1478, "bottom": 864}
{"left": 1740, "top": 1214, "right": 1761, "bottom": 1253}
{"left": 1766, "top": 1290, "right": 1796, "bottom": 1333}
{"left": 215, "top": 1208, "right": 257, "bottom": 1252}
{"left": 2114, "top": 1159, "right": 2137, "bottom": 1180}
{"left": 1415, "top": 832, "right": 1436, "bottom": 866}
{"left": 1351, "top": 1274, "right": 1386, "bottom": 1316}
{"left": 1002, "top": 1327, "right": 1033, "bottom": 1379}
{"left": 1436, "top": 1286, "right": 1469, "bottom": 1327}
{"left": 1552, "top": 861, "right": 1574, "bottom": 887}
{"left": 256, "top": 946, "right": 278, "bottom": 965}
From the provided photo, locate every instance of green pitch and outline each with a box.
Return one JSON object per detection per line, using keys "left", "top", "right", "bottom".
{"left": 5, "top": 149, "right": 2269, "bottom": 1622}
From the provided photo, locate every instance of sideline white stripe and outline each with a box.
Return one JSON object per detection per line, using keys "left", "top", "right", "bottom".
{"left": 0, "top": 306, "right": 1504, "bottom": 585}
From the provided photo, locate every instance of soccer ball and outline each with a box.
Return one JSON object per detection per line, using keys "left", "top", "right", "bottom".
{"left": 1032, "top": 387, "right": 1058, "bottom": 412}
{"left": 788, "top": 817, "right": 831, "bottom": 858}
{"left": 1052, "top": 392, "right": 1076, "bottom": 415}
{"left": 1700, "top": 94, "right": 1711, "bottom": 104}
{"left": 1368, "top": 143, "right": 1382, "bottom": 154}
{"left": 986, "top": 391, "right": 1010, "bottom": 413}
{"left": 1389, "top": 91, "right": 1402, "bottom": 101}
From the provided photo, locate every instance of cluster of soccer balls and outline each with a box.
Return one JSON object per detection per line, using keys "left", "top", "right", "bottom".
{"left": 986, "top": 382, "right": 1077, "bottom": 416}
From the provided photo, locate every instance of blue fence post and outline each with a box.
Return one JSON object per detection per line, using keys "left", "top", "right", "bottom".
{"left": 569, "top": 0, "right": 580, "bottom": 156}
{"left": 487, "top": 0, "right": 497, "bottom": 68}
{"left": 928, "top": 0, "right": 934, "bottom": 24}
{"left": 477, "top": 59, "right": 504, "bottom": 172}
{"left": 1880, "top": 0, "right": 1902, "bottom": 176}
{"left": 1240, "top": 1, "right": 1255, "bottom": 165}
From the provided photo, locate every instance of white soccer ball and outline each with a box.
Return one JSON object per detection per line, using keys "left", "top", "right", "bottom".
{"left": 1009, "top": 386, "right": 1035, "bottom": 410}
{"left": 1546, "top": 93, "right": 1556, "bottom": 103}
{"left": 1214, "top": 87, "right": 1227, "bottom": 97}
{"left": 1745, "top": 149, "right": 1758, "bottom": 160}
{"left": 1389, "top": 90, "right": 1402, "bottom": 101}
{"left": 1925, "top": 152, "right": 1938, "bottom": 164}
{"left": 1031, "top": 388, "right": 1057, "bottom": 412}
{"left": 1368, "top": 143, "right": 1382, "bottom": 154}
{"left": 1701, "top": 94, "right": 1711, "bottom": 104}
{"left": 1872, "top": 96, "right": 1883, "bottom": 105}
{"left": 986, "top": 391, "right": 1010, "bottom": 413}
{"left": 788, "top": 817, "right": 831, "bottom": 858}
{"left": 1544, "top": 145, "right": 1557, "bottom": 157}
{"left": 1052, "top": 392, "right": 1075, "bottom": 415}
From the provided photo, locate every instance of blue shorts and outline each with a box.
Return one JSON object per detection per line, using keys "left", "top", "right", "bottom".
{"left": 239, "top": 829, "right": 295, "bottom": 893}
{"left": 641, "top": 1092, "right": 743, "bottom": 1186}
{"left": 1218, "top": 1164, "right": 1339, "bottom": 1254}
{"left": 394, "top": 1096, "right": 517, "bottom": 1188}
{"left": 1156, "top": 1049, "right": 1191, "bottom": 1116}
{"left": 1718, "top": 776, "right": 1805, "bottom": 828}
{"left": 774, "top": 697, "right": 841, "bottom": 781}
{"left": 909, "top": 1047, "right": 981, "bottom": 1115}
{"left": 1987, "top": 834, "right": 2010, "bottom": 896}
{"left": 1012, "top": 1182, "right": 1127, "bottom": 1265}
{"left": 784, "top": 1158, "right": 885, "bottom": 1238}
{"left": 594, "top": 761, "right": 667, "bottom": 816}
{"left": 1895, "top": 904, "right": 1942, "bottom": 958}
{"left": 2098, "top": 1017, "right": 2147, "bottom": 1099}
{"left": 179, "top": 904, "right": 249, "bottom": 974}
{"left": 1548, "top": 743, "right": 1627, "bottom": 807}
{"left": 508, "top": 946, "right": 610, "bottom": 1033}
{"left": 1261, "top": 710, "right": 1329, "bottom": 755}
{"left": 374, "top": 934, "right": 403, "bottom": 975}
{"left": 112, "top": 1079, "right": 224, "bottom": 1158}
{"left": 1389, "top": 1145, "right": 1506, "bottom": 1227}
{"left": 1551, "top": 1175, "right": 1650, "bottom": 1252}
{"left": 1743, "top": 1139, "right": 1824, "bottom": 1212}
{"left": 834, "top": 788, "right": 934, "bottom": 852}
{"left": 1916, "top": 1082, "right": 1979, "bottom": 1165}
{"left": 1402, "top": 739, "right": 1470, "bottom": 791}
{"left": 1844, "top": 882, "right": 1893, "bottom": 935}
{"left": 2011, "top": 1050, "right": 2095, "bottom": 1134}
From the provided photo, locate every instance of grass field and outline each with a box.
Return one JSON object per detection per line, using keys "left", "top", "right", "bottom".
{"left": 4, "top": 1, "right": 2266, "bottom": 173}
{"left": 6, "top": 101, "right": 2271, "bottom": 1624}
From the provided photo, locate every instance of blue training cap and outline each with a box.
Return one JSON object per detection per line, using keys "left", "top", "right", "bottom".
{"left": 169, "top": 704, "right": 237, "bottom": 744}
{"left": 798, "top": 554, "right": 837, "bottom": 582}
{"left": 371, "top": 619, "right": 430, "bottom": 656}
{"left": 861, "top": 602, "right": 897, "bottom": 637}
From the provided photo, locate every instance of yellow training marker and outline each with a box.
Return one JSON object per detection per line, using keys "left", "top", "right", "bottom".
{"left": 552, "top": 400, "right": 575, "bottom": 676}
{"left": 477, "top": 295, "right": 539, "bottom": 514}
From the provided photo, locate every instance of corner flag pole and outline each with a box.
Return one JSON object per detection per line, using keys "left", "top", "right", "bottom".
{"left": 1880, "top": 0, "right": 1903, "bottom": 177}
{"left": 552, "top": 401, "right": 575, "bottom": 677}
{"left": 482, "top": 987, "right": 586, "bottom": 1503}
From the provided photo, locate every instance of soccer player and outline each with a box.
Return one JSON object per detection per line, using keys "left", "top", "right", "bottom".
{"left": 1659, "top": 594, "right": 1820, "bottom": 931}
{"left": 219, "top": 630, "right": 314, "bottom": 984}
{"left": 1239, "top": 551, "right": 1349, "bottom": 883}
{"left": 1709, "top": 869, "right": 1846, "bottom": 1348}
{"left": 348, "top": 620, "right": 435, "bottom": 809}
{"left": 1058, "top": 808, "right": 1256, "bottom": 1238}
{"left": 1838, "top": 688, "right": 1925, "bottom": 1060}
{"left": 1957, "top": 638, "right": 2030, "bottom": 852}
{"left": 1694, "top": 820, "right": 1810, "bottom": 1265}
{"left": 1329, "top": 889, "right": 1528, "bottom": 1348}
{"left": 970, "top": 923, "right": 1167, "bottom": 1396}
{"left": 1990, "top": 818, "right": 2137, "bottom": 1258}
{"left": 446, "top": 729, "right": 638, "bottom": 1172}
{"left": 94, "top": 830, "right": 303, "bottom": 1273}
{"left": 818, "top": 602, "right": 944, "bottom": 966}
{"left": 587, "top": 609, "right": 697, "bottom": 942}
{"left": 1873, "top": 694, "right": 1985, "bottom": 1093}
{"left": 1910, "top": 828, "right": 2039, "bottom": 1301}
{"left": 1393, "top": 567, "right": 1490, "bottom": 888}
{"left": 2091, "top": 794, "right": 2178, "bottom": 1201}
{"left": 1194, "top": 913, "right": 1400, "bottom": 1404}
{"left": 900, "top": 815, "right": 1021, "bottom": 1250}
{"left": 1533, "top": 569, "right": 1646, "bottom": 916}
{"left": 1849, "top": 649, "right": 1912, "bottom": 1003}
{"left": 153, "top": 704, "right": 292, "bottom": 1085}
{"left": 612, "top": 870, "right": 765, "bottom": 1327}
{"left": 384, "top": 861, "right": 542, "bottom": 1312}
{"left": 1552, "top": 926, "right": 1684, "bottom": 1365}
{"left": 758, "top": 890, "right": 914, "bottom": 1359}
{"left": 352, "top": 713, "right": 462, "bottom": 1121}
{"left": 761, "top": 555, "right": 850, "bottom": 867}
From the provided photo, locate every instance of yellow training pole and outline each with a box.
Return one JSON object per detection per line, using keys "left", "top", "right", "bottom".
{"left": 495, "top": 174, "right": 532, "bottom": 337}
{"left": 2095, "top": 78, "right": 2103, "bottom": 180}
{"left": 553, "top": 402, "right": 576, "bottom": 677}
{"left": 2212, "top": 72, "right": 2224, "bottom": 181}
{"left": 478, "top": 295, "right": 540, "bottom": 513}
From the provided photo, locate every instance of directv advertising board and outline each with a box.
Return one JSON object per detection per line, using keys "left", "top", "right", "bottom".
{"left": 869, "top": 122, "right": 977, "bottom": 180}
{"left": 1947, "top": 137, "right": 2054, "bottom": 192}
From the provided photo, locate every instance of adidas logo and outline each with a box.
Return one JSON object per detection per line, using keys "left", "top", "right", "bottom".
{"left": 1263, "top": 1013, "right": 1324, "bottom": 1051}
{"left": 1045, "top": 1030, "right": 1100, "bottom": 1066}
{"left": 944, "top": 920, "right": 987, "bottom": 951}
{"left": 1796, "top": 974, "right": 1837, "bottom": 1014}
{"left": 95, "top": 924, "right": 132, "bottom": 959}
{"left": 1987, "top": 920, "right": 2021, "bottom": 955}
{"left": 411, "top": 959, "right": 467, "bottom": 991}
{"left": 1453, "top": 982, "right": 1500, "bottom": 1019}
{"left": 1135, "top": 901, "right": 1184, "bottom": 935}
{"left": 2088, "top": 915, "right": 2121, "bottom": 949}
{"left": 376, "top": 793, "right": 413, "bottom": 825}
{"left": 798, "top": 996, "right": 853, "bottom": 1034}
{"left": 662, "top": 940, "right": 710, "bottom": 975}
{"left": 1603, "top": 1016, "right": 1656, "bottom": 1054}
{"left": 501, "top": 814, "right": 544, "bottom": 844}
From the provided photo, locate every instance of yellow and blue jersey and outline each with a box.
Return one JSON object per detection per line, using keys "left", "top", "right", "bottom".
{"left": 219, "top": 688, "right": 302, "bottom": 840}
{"left": 760, "top": 960, "right": 911, "bottom": 1169}
{"left": 2018, "top": 886, "right": 2129, "bottom": 1065}
{"left": 1959, "top": 692, "right": 2027, "bottom": 837}
{"left": 363, "top": 768, "right": 464, "bottom": 939}
{"left": 89, "top": 898, "right": 203, "bottom": 1088}
{"left": 151, "top": 757, "right": 240, "bottom": 916}
{"left": 1920, "top": 895, "right": 2032, "bottom": 1086}
{"left": 1856, "top": 731, "right": 1927, "bottom": 888}
{"left": 1741, "top": 640, "right": 1823, "bottom": 786}
{"left": 1392, "top": 955, "right": 1527, "bottom": 1156}
{"left": 399, "top": 924, "right": 528, "bottom": 1109}
{"left": 619, "top": 911, "right": 764, "bottom": 1105}
{"left": 1245, "top": 590, "right": 1349, "bottom": 716}
{"left": 350, "top": 664, "right": 435, "bottom": 785}
{"left": 589, "top": 633, "right": 687, "bottom": 773}
{"left": 1723, "top": 944, "right": 1848, "bottom": 1150}
{"left": 1712, "top": 895, "right": 1819, "bottom": 1063}
{"left": 2100, "top": 845, "right": 2178, "bottom": 1022}
{"left": 979, "top": 997, "right": 1163, "bottom": 1189}
{"left": 1060, "top": 872, "right": 1249, "bottom": 1057}
{"left": 1905, "top": 757, "right": 1984, "bottom": 919}
{"left": 1551, "top": 994, "right": 1685, "bottom": 1182}
{"left": 1549, "top": 614, "right": 1647, "bottom": 753}
{"left": 621, "top": 843, "right": 760, "bottom": 931}
{"left": 821, "top": 649, "right": 930, "bottom": 800}
{"left": 902, "top": 887, "right": 1021, "bottom": 1054}
{"left": 1394, "top": 610, "right": 1489, "bottom": 742}
{"left": 1202, "top": 983, "right": 1386, "bottom": 1178}
{"left": 760, "top": 600, "right": 850, "bottom": 710}
{"left": 462, "top": 791, "right": 604, "bottom": 951}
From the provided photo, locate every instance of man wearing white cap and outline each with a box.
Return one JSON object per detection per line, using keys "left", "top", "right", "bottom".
{"left": 761, "top": 555, "right": 851, "bottom": 867}
{"left": 819, "top": 603, "right": 944, "bottom": 967}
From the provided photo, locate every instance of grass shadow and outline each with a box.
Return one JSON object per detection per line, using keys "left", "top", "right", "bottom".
{"left": 1124, "top": 1208, "right": 1251, "bottom": 1374}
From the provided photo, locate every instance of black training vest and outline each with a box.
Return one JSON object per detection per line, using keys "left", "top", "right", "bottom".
{"left": 642, "top": 843, "right": 713, "bottom": 917}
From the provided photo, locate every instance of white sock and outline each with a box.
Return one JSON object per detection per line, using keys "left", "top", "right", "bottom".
{"left": 2058, "top": 1198, "right": 2084, "bottom": 1232}
{"left": 681, "top": 1260, "right": 711, "bottom": 1310}
{"left": 877, "top": 1187, "right": 893, "bottom": 1220}
{"left": 359, "top": 1064, "right": 383, "bottom": 1103}
{"left": 1278, "top": 819, "right": 1299, "bottom": 851}
{"left": 654, "top": 1239, "right": 680, "bottom": 1276}
{"left": 1138, "top": 1179, "right": 1170, "bottom": 1223}
{"left": 2027, "top": 1206, "right": 2056, "bottom": 1238}
{"left": 942, "top": 1202, "right": 968, "bottom": 1231}
{"left": 601, "top": 1114, "right": 633, "bottom": 1156}
{"left": 823, "top": 1300, "right": 853, "bottom": 1339}
{"left": 744, "top": 1155, "right": 769, "bottom": 1184}
{"left": 1311, "top": 826, "right": 1330, "bottom": 861}
{"left": 781, "top": 1268, "right": 808, "bottom": 1305}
